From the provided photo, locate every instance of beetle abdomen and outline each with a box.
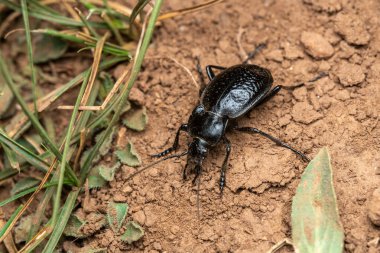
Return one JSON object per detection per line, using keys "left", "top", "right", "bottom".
{"left": 201, "top": 64, "right": 273, "bottom": 118}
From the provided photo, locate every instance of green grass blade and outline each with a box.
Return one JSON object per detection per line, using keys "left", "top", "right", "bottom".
{"left": 21, "top": 0, "right": 38, "bottom": 114}
{"left": 51, "top": 68, "right": 92, "bottom": 226}
{"left": 0, "top": 50, "right": 79, "bottom": 185}
{"left": 27, "top": 186, "right": 54, "bottom": 242}
{"left": 130, "top": 0, "right": 152, "bottom": 24}
{"left": 1, "top": 0, "right": 108, "bottom": 28}
{"left": 80, "top": 0, "right": 164, "bottom": 183}
{"left": 0, "top": 168, "right": 19, "bottom": 182}
{"left": 0, "top": 205, "right": 24, "bottom": 238}
{"left": 0, "top": 181, "right": 70, "bottom": 207}
{"left": 42, "top": 189, "right": 80, "bottom": 253}
{"left": 0, "top": 130, "right": 49, "bottom": 172}
{"left": 34, "top": 29, "right": 130, "bottom": 57}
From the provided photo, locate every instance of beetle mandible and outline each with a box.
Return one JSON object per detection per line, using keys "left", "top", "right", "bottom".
{"left": 151, "top": 51, "right": 322, "bottom": 194}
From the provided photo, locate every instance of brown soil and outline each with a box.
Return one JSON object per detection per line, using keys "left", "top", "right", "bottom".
{"left": 75, "top": 0, "right": 380, "bottom": 252}
{"left": 2, "top": 0, "right": 380, "bottom": 252}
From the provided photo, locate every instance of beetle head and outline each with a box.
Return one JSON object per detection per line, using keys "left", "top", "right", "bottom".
{"left": 187, "top": 138, "right": 208, "bottom": 166}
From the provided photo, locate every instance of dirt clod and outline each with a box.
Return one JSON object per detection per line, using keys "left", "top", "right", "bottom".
{"left": 368, "top": 188, "right": 380, "bottom": 226}
{"left": 335, "top": 13, "right": 371, "bottom": 46}
{"left": 300, "top": 31, "right": 334, "bottom": 59}
{"left": 292, "top": 101, "right": 323, "bottom": 124}
{"left": 336, "top": 62, "right": 366, "bottom": 87}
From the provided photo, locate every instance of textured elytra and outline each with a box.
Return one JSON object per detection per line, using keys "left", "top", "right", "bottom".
{"left": 201, "top": 64, "right": 273, "bottom": 118}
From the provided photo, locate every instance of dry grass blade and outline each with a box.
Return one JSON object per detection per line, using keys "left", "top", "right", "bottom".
{"left": 62, "top": 0, "right": 89, "bottom": 35}
{"left": 0, "top": 209, "right": 17, "bottom": 253}
{"left": 80, "top": 33, "right": 108, "bottom": 106}
{"left": 42, "top": 0, "right": 137, "bottom": 22}
{"left": 0, "top": 159, "right": 57, "bottom": 244}
{"left": 0, "top": 12, "right": 20, "bottom": 37}
{"left": 19, "top": 225, "right": 53, "bottom": 253}
{"left": 58, "top": 64, "right": 132, "bottom": 111}
{"left": 157, "top": 0, "right": 224, "bottom": 21}
{"left": 6, "top": 57, "right": 126, "bottom": 138}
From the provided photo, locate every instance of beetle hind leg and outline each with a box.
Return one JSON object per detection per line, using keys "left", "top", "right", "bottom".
{"left": 234, "top": 126, "right": 310, "bottom": 162}
{"left": 219, "top": 137, "right": 231, "bottom": 195}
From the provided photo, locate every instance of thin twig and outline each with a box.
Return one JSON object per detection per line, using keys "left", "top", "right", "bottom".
{"left": 266, "top": 238, "right": 293, "bottom": 253}
{"left": 157, "top": 0, "right": 225, "bottom": 21}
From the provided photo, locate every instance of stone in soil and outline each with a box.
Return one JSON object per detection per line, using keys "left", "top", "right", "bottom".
{"left": 368, "top": 188, "right": 380, "bottom": 226}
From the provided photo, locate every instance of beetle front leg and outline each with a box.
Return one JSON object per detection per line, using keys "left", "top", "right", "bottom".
{"left": 220, "top": 136, "right": 231, "bottom": 194}
{"left": 234, "top": 127, "right": 310, "bottom": 162}
{"left": 151, "top": 124, "right": 188, "bottom": 158}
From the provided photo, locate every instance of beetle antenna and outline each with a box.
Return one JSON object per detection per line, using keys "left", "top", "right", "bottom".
{"left": 125, "top": 151, "right": 188, "bottom": 181}
{"left": 242, "top": 43, "right": 266, "bottom": 64}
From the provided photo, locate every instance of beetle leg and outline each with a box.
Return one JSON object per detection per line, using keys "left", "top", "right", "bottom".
{"left": 220, "top": 136, "right": 231, "bottom": 195}
{"left": 151, "top": 124, "right": 188, "bottom": 158}
{"left": 234, "top": 127, "right": 310, "bottom": 162}
{"left": 255, "top": 85, "right": 282, "bottom": 107}
{"left": 183, "top": 157, "right": 192, "bottom": 180}
{"left": 195, "top": 57, "right": 207, "bottom": 97}
{"left": 205, "top": 65, "right": 227, "bottom": 80}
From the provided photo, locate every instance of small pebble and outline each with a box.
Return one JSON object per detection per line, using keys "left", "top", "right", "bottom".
{"left": 368, "top": 188, "right": 380, "bottom": 226}
{"left": 113, "top": 193, "right": 127, "bottom": 202}
{"left": 132, "top": 210, "right": 146, "bottom": 226}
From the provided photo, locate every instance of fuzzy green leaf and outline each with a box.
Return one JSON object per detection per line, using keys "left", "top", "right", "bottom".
{"left": 106, "top": 202, "right": 129, "bottom": 233}
{"left": 122, "top": 106, "right": 148, "bottom": 131}
{"left": 120, "top": 221, "right": 144, "bottom": 244}
{"left": 97, "top": 126, "right": 116, "bottom": 156}
{"left": 88, "top": 167, "right": 106, "bottom": 189}
{"left": 98, "top": 162, "right": 121, "bottom": 182}
{"left": 115, "top": 141, "right": 141, "bottom": 167}
{"left": 292, "top": 147, "right": 344, "bottom": 253}
{"left": 63, "top": 214, "right": 86, "bottom": 239}
{"left": 14, "top": 214, "right": 33, "bottom": 243}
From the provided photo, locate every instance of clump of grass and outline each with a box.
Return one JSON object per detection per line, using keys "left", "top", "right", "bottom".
{"left": 0, "top": 0, "right": 162, "bottom": 251}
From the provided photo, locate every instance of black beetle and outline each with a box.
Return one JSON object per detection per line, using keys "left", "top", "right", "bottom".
{"left": 151, "top": 59, "right": 321, "bottom": 193}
